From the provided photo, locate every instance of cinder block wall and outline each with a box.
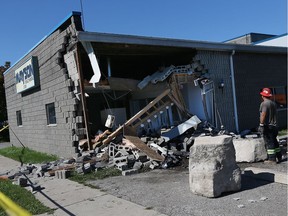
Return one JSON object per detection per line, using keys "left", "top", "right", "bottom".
{"left": 194, "top": 50, "right": 236, "bottom": 132}
{"left": 4, "top": 14, "right": 84, "bottom": 157}
{"left": 233, "top": 52, "right": 287, "bottom": 131}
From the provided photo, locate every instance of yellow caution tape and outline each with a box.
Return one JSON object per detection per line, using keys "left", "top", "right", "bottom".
{"left": 0, "top": 192, "right": 31, "bottom": 216}
{"left": 0, "top": 124, "right": 9, "bottom": 133}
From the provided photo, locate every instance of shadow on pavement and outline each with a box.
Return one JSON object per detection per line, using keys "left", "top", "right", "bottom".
{"left": 240, "top": 174, "right": 272, "bottom": 191}
{"left": 22, "top": 173, "right": 76, "bottom": 216}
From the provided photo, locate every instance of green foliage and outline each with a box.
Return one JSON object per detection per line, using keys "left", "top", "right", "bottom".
{"left": 0, "top": 180, "right": 53, "bottom": 215}
{"left": 278, "top": 129, "right": 288, "bottom": 137}
{"left": 69, "top": 167, "right": 121, "bottom": 184}
{"left": 0, "top": 146, "right": 58, "bottom": 164}
{"left": 0, "top": 63, "right": 10, "bottom": 141}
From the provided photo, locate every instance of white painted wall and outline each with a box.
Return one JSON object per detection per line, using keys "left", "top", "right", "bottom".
{"left": 181, "top": 83, "right": 214, "bottom": 122}
{"left": 255, "top": 34, "right": 288, "bottom": 47}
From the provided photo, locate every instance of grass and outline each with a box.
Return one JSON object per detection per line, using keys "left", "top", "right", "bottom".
{"left": 0, "top": 146, "right": 58, "bottom": 164}
{"left": 278, "top": 128, "right": 287, "bottom": 137}
{"left": 69, "top": 167, "right": 121, "bottom": 185}
{"left": 0, "top": 179, "right": 53, "bottom": 216}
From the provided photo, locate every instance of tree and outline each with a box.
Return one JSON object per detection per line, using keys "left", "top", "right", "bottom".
{"left": 0, "top": 61, "right": 10, "bottom": 141}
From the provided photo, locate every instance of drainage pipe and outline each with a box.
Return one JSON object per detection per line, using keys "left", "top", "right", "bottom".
{"left": 230, "top": 50, "right": 239, "bottom": 133}
{"left": 107, "top": 58, "right": 111, "bottom": 77}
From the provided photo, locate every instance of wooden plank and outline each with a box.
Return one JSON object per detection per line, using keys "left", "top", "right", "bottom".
{"left": 124, "top": 126, "right": 164, "bottom": 162}
{"left": 75, "top": 45, "right": 91, "bottom": 150}
{"left": 102, "top": 89, "right": 171, "bottom": 145}
{"left": 131, "top": 100, "right": 171, "bottom": 129}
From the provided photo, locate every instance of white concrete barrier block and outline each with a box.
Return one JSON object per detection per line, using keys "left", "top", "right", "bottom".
{"left": 189, "top": 135, "right": 241, "bottom": 198}
{"left": 233, "top": 138, "right": 267, "bottom": 163}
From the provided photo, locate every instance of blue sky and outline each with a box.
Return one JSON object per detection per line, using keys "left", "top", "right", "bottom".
{"left": 0, "top": 0, "right": 287, "bottom": 65}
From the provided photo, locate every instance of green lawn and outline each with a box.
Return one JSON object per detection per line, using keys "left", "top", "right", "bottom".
{"left": 0, "top": 146, "right": 58, "bottom": 164}
{"left": 69, "top": 167, "right": 121, "bottom": 185}
{"left": 0, "top": 180, "right": 53, "bottom": 216}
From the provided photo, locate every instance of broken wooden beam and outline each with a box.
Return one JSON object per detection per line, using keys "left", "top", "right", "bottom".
{"left": 123, "top": 126, "right": 164, "bottom": 162}
{"left": 102, "top": 89, "right": 171, "bottom": 145}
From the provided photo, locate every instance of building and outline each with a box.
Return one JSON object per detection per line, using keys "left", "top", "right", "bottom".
{"left": 224, "top": 32, "right": 277, "bottom": 45}
{"left": 4, "top": 12, "right": 287, "bottom": 156}
{"left": 254, "top": 33, "right": 288, "bottom": 47}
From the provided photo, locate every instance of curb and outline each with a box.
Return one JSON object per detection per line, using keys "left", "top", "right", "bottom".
{"left": 243, "top": 167, "right": 287, "bottom": 185}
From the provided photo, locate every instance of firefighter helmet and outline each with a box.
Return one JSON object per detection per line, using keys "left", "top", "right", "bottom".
{"left": 260, "top": 88, "right": 272, "bottom": 97}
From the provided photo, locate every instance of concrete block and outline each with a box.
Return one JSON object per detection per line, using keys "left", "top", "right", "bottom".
{"left": 113, "top": 156, "right": 128, "bottom": 165}
{"left": 189, "top": 135, "right": 241, "bottom": 198}
{"left": 17, "top": 177, "right": 28, "bottom": 187}
{"left": 122, "top": 169, "right": 138, "bottom": 176}
{"left": 233, "top": 138, "right": 267, "bottom": 162}
{"left": 55, "top": 170, "right": 71, "bottom": 179}
{"left": 83, "top": 163, "right": 92, "bottom": 174}
{"left": 109, "top": 144, "right": 115, "bottom": 158}
{"left": 133, "top": 161, "right": 142, "bottom": 170}
{"left": 116, "top": 162, "right": 129, "bottom": 171}
{"left": 132, "top": 150, "right": 148, "bottom": 162}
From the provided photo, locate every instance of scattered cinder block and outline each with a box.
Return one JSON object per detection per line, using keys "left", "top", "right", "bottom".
{"left": 116, "top": 162, "right": 129, "bottom": 171}
{"left": 122, "top": 169, "right": 138, "bottom": 176}
{"left": 133, "top": 161, "right": 142, "bottom": 170}
{"left": 113, "top": 156, "right": 128, "bottom": 165}
{"left": 17, "top": 177, "right": 28, "bottom": 187}
{"left": 55, "top": 170, "right": 71, "bottom": 179}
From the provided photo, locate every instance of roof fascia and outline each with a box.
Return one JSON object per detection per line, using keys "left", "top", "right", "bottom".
{"left": 77, "top": 31, "right": 287, "bottom": 54}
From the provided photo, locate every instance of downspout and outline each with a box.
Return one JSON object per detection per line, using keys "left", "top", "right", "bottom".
{"left": 230, "top": 50, "right": 239, "bottom": 133}
{"left": 107, "top": 58, "right": 112, "bottom": 77}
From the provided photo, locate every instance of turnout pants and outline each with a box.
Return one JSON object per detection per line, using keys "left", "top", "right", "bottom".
{"left": 263, "top": 125, "right": 282, "bottom": 161}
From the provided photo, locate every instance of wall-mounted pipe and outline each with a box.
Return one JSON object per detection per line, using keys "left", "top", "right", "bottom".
{"left": 230, "top": 50, "right": 239, "bottom": 133}
{"left": 107, "top": 58, "right": 111, "bottom": 77}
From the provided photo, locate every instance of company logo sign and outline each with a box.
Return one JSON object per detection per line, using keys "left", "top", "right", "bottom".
{"left": 15, "top": 56, "right": 39, "bottom": 93}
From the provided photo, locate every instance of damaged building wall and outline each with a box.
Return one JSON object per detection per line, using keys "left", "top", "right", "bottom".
{"left": 192, "top": 50, "right": 235, "bottom": 131}
{"left": 233, "top": 52, "right": 287, "bottom": 131}
{"left": 4, "top": 13, "right": 83, "bottom": 157}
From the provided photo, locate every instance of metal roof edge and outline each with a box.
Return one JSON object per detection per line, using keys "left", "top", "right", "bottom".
{"left": 222, "top": 32, "right": 276, "bottom": 43}
{"left": 4, "top": 11, "right": 81, "bottom": 76}
{"left": 77, "top": 31, "right": 287, "bottom": 54}
{"left": 253, "top": 33, "right": 288, "bottom": 45}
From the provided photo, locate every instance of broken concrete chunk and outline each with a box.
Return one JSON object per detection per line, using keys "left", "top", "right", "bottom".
{"left": 55, "top": 170, "right": 71, "bottom": 179}
{"left": 133, "top": 162, "right": 143, "bottom": 170}
{"left": 17, "top": 177, "right": 28, "bottom": 187}
{"left": 189, "top": 135, "right": 241, "bottom": 198}
{"left": 122, "top": 169, "right": 138, "bottom": 176}
{"left": 233, "top": 138, "right": 267, "bottom": 162}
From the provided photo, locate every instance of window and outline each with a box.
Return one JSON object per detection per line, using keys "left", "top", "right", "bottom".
{"left": 271, "top": 86, "right": 287, "bottom": 109}
{"left": 46, "top": 103, "right": 56, "bottom": 125}
{"left": 16, "top": 110, "right": 22, "bottom": 126}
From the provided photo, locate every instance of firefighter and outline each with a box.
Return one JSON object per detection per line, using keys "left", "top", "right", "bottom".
{"left": 258, "top": 88, "right": 282, "bottom": 163}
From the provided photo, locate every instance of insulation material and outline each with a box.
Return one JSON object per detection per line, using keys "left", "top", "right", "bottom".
{"left": 81, "top": 41, "right": 101, "bottom": 84}
{"left": 162, "top": 115, "right": 201, "bottom": 141}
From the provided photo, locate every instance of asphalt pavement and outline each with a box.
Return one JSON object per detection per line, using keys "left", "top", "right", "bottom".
{"left": 87, "top": 160, "right": 287, "bottom": 216}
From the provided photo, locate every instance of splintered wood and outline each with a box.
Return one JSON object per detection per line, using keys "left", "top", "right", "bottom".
{"left": 123, "top": 126, "right": 164, "bottom": 162}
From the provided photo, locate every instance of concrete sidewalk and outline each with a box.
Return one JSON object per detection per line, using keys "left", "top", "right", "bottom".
{"left": 34, "top": 177, "right": 167, "bottom": 216}
{"left": 0, "top": 155, "right": 166, "bottom": 216}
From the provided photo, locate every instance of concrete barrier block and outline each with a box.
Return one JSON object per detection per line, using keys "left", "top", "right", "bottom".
{"left": 233, "top": 138, "right": 267, "bottom": 162}
{"left": 189, "top": 135, "right": 241, "bottom": 198}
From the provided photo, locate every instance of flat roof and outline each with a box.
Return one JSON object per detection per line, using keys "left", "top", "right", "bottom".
{"left": 77, "top": 31, "right": 287, "bottom": 54}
